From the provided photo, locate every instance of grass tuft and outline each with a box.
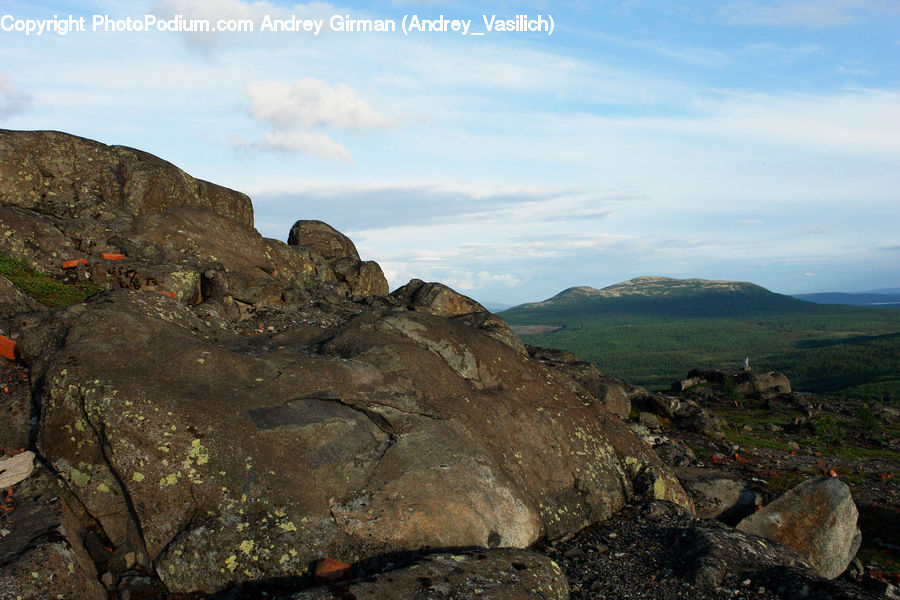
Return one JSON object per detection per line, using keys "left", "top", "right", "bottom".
{"left": 0, "top": 253, "right": 102, "bottom": 307}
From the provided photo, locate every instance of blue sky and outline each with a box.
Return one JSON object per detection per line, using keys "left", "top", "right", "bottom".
{"left": 2, "top": 1, "right": 898, "bottom": 305}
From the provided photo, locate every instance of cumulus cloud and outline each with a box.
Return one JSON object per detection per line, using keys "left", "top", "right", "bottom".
{"left": 241, "top": 77, "right": 391, "bottom": 162}
{"left": 0, "top": 73, "right": 32, "bottom": 118}
{"left": 247, "top": 79, "right": 392, "bottom": 130}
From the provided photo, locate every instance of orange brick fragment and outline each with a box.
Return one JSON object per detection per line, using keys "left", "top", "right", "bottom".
{"left": 0, "top": 336, "right": 18, "bottom": 361}
{"left": 314, "top": 558, "right": 353, "bottom": 585}
{"left": 61, "top": 258, "right": 88, "bottom": 269}
{"left": 828, "top": 470, "right": 838, "bottom": 477}
{"left": 155, "top": 291, "right": 177, "bottom": 300}
{"left": 100, "top": 253, "right": 125, "bottom": 261}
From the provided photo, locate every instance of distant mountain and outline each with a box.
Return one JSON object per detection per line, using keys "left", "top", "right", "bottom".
{"left": 481, "top": 300, "right": 513, "bottom": 312}
{"left": 793, "top": 292, "right": 900, "bottom": 308}
{"left": 502, "top": 275, "right": 811, "bottom": 320}
{"left": 497, "top": 275, "right": 900, "bottom": 401}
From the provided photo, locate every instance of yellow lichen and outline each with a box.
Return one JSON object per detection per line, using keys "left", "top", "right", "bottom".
{"left": 224, "top": 555, "right": 237, "bottom": 572}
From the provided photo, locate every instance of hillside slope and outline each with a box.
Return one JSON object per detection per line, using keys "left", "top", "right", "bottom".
{"left": 500, "top": 277, "right": 900, "bottom": 401}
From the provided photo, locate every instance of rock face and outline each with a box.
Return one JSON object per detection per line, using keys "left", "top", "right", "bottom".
{"left": 1, "top": 130, "right": 694, "bottom": 597}
{"left": 0, "top": 129, "right": 388, "bottom": 320}
{"left": 0, "top": 463, "right": 106, "bottom": 600}
{"left": 737, "top": 477, "right": 861, "bottom": 579}
{"left": 288, "top": 220, "right": 389, "bottom": 298}
{"left": 527, "top": 346, "right": 631, "bottom": 418}
{"left": 0, "top": 129, "right": 253, "bottom": 227}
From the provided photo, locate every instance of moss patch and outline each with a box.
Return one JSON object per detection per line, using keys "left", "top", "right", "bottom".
{"left": 0, "top": 252, "right": 101, "bottom": 307}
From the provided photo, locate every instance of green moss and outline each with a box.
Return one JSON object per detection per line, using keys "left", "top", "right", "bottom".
{"left": 0, "top": 253, "right": 101, "bottom": 307}
{"left": 723, "top": 429, "right": 796, "bottom": 453}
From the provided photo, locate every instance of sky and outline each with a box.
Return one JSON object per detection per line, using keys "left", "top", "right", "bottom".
{"left": 1, "top": 1, "right": 898, "bottom": 306}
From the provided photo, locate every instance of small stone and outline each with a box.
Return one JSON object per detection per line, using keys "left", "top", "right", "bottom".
{"left": 314, "top": 558, "right": 353, "bottom": 584}
{"left": 125, "top": 552, "right": 136, "bottom": 569}
{"left": 101, "top": 572, "right": 115, "bottom": 589}
{"left": 788, "top": 441, "right": 800, "bottom": 450}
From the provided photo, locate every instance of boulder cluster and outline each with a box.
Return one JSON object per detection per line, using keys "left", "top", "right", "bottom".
{"left": 0, "top": 130, "right": 875, "bottom": 599}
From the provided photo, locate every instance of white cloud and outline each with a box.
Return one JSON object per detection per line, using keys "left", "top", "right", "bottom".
{"left": 254, "top": 130, "right": 353, "bottom": 162}
{"left": 0, "top": 73, "right": 32, "bottom": 118}
{"left": 247, "top": 78, "right": 392, "bottom": 130}
{"left": 241, "top": 77, "right": 391, "bottom": 161}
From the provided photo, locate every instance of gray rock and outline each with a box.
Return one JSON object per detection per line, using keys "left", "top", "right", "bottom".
{"left": 639, "top": 412, "right": 660, "bottom": 429}
{"left": 0, "top": 464, "right": 106, "bottom": 600}
{"left": 737, "top": 477, "right": 861, "bottom": 579}
{"left": 675, "top": 467, "right": 760, "bottom": 524}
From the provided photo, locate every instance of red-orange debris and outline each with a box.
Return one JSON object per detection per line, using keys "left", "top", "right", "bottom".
{"left": 155, "top": 291, "right": 177, "bottom": 300}
{"left": 0, "top": 336, "right": 18, "bottom": 361}
{"left": 816, "top": 460, "right": 826, "bottom": 467}
{"left": 828, "top": 470, "right": 838, "bottom": 477}
{"left": 314, "top": 558, "right": 353, "bottom": 585}
{"left": 880, "top": 473, "right": 892, "bottom": 480}
{"left": 99, "top": 253, "right": 125, "bottom": 260}
{"left": 61, "top": 259, "right": 88, "bottom": 269}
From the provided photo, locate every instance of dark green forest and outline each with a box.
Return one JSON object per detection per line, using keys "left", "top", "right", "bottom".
{"left": 500, "top": 291, "right": 900, "bottom": 403}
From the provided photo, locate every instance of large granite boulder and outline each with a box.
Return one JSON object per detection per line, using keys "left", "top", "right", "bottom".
{"left": 19, "top": 288, "right": 691, "bottom": 594}
{"left": 737, "top": 477, "right": 861, "bottom": 579}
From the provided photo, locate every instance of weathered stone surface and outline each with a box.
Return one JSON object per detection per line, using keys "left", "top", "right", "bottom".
{"left": 289, "top": 220, "right": 388, "bottom": 298}
{"left": 395, "top": 280, "right": 525, "bottom": 353}
{"left": 0, "top": 360, "right": 32, "bottom": 451}
{"left": 527, "top": 346, "right": 631, "bottom": 418}
{"left": 21, "top": 289, "right": 691, "bottom": 594}
{"left": 0, "top": 464, "right": 106, "bottom": 600}
{"left": 737, "top": 477, "right": 861, "bottom": 579}
{"left": 0, "top": 451, "right": 35, "bottom": 488}
{"left": 675, "top": 467, "right": 761, "bottom": 524}
{"left": 0, "top": 275, "right": 44, "bottom": 319}
{"left": 0, "top": 129, "right": 253, "bottom": 228}
{"left": 290, "top": 549, "right": 569, "bottom": 600}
